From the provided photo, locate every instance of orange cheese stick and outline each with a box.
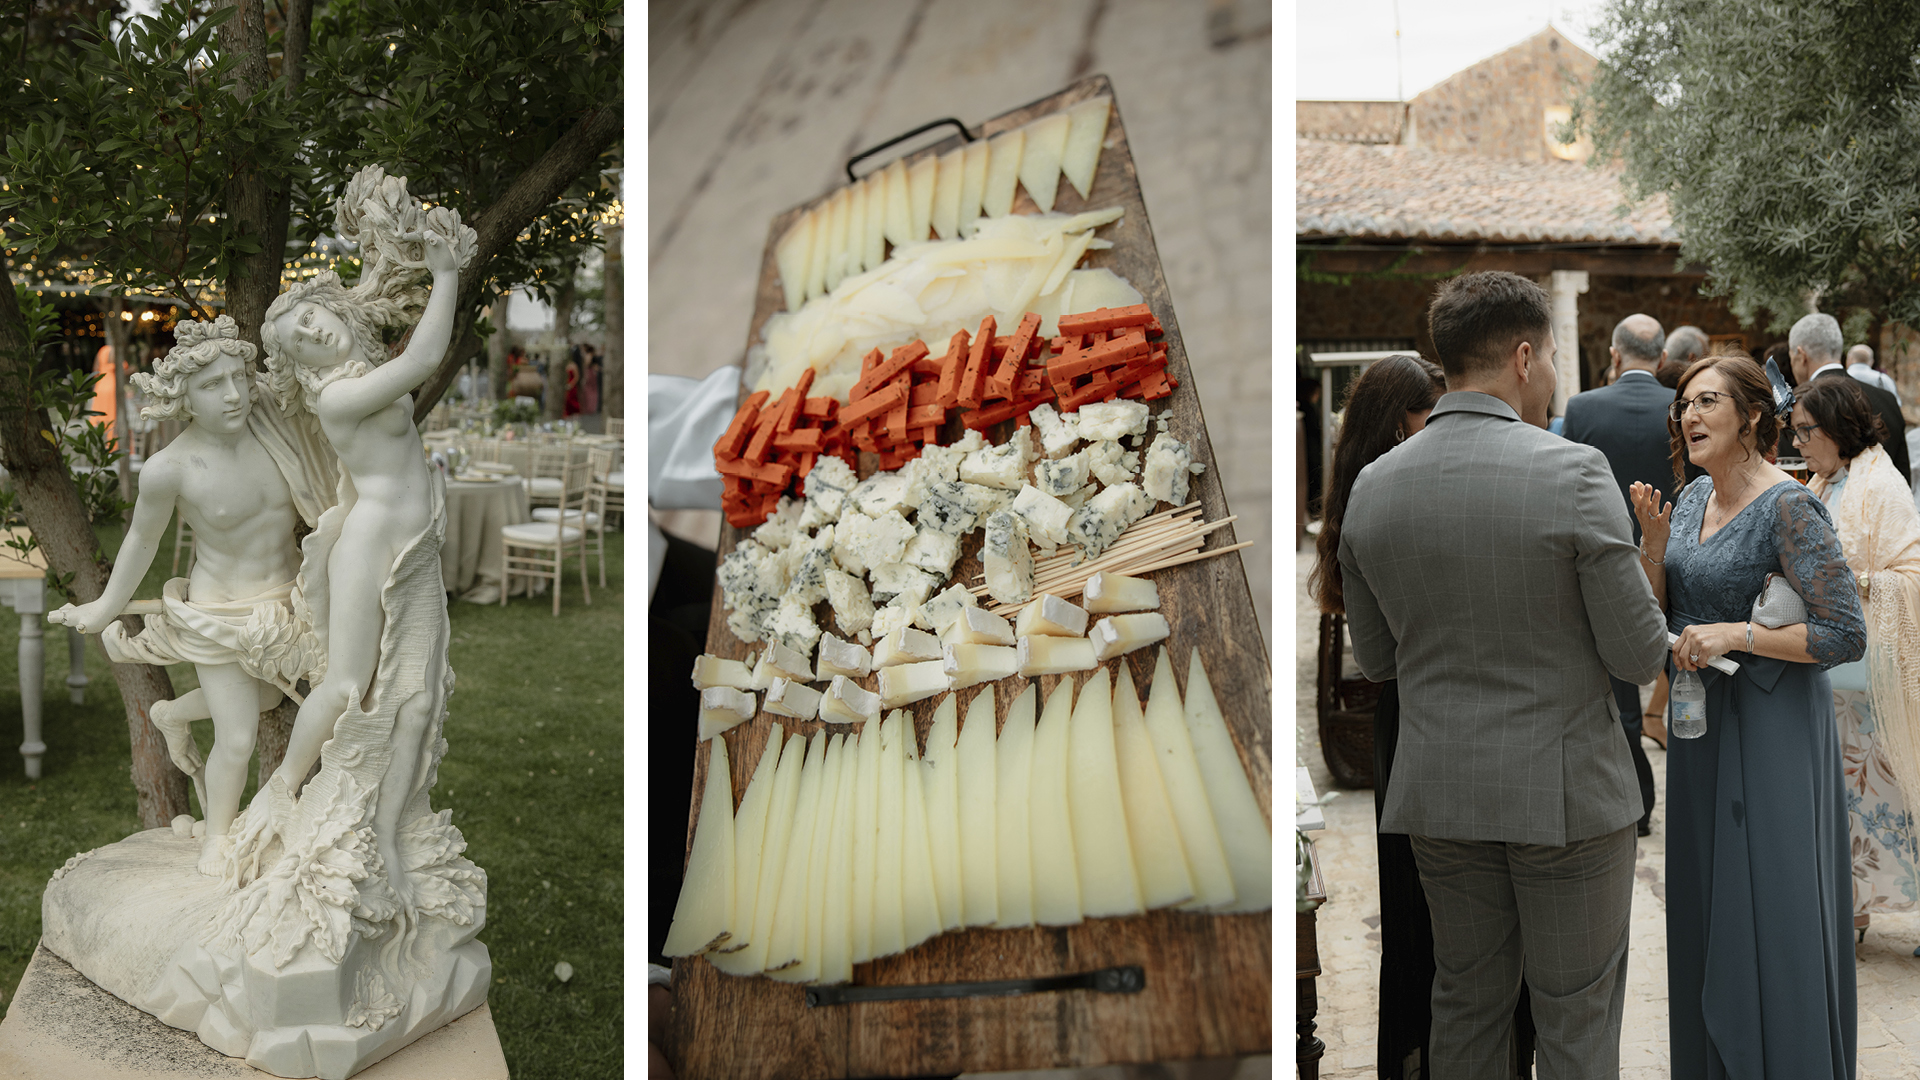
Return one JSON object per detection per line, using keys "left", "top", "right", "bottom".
{"left": 853, "top": 340, "right": 929, "bottom": 399}
{"left": 958, "top": 315, "right": 995, "bottom": 409}
{"left": 1049, "top": 329, "right": 1149, "bottom": 382}
{"left": 773, "top": 428, "right": 825, "bottom": 452}
{"left": 716, "top": 389, "right": 771, "bottom": 459}
{"left": 986, "top": 312, "right": 1041, "bottom": 401}
{"left": 802, "top": 396, "right": 838, "bottom": 420}
{"left": 836, "top": 379, "right": 908, "bottom": 428}
{"left": 849, "top": 348, "right": 887, "bottom": 402}
{"left": 909, "top": 381, "right": 942, "bottom": 407}
{"left": 936, "top": 329, "right": 970, "bottom": 410}
{"left": 1057, "top": 304, "right": 1159, "bottom": 337}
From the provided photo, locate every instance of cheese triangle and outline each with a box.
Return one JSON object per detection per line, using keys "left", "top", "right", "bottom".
{"left": 956, "top": 687, "right": 1000, "bottom": 927}
{"left": 1017, "top": 113, "right": 1071, "bottom": 214}
{"left": 883, "top": 157, "right": 913, "bottom": 248}
{"left": 1145, "top": 649, "right": 1236, "bottom": 910}
{"left": 764, "top": 732, "right": 828, "bottom": 976}
{"left": 775, "top": 215, "right": 814, "bottom": 313}
{"left": 993, "top": 683, "right": 1038, "bottom": 928}
{"left": 959, "top": 139, "right": 990, "bottom": 237}
{"left": 862, "top": 172, "right": 888, "bottom": 272}
{"left": 901, "top": 720, "right": 943, "bottom": 948}
{"left": 982, "top": 128, "right": 1024, "bottom": 219}
{"left": 931, "top": 147, "right": 965, "bottom": 240}
{"left": 872, "top": 710, "right": 908, "bottom": 957}
{"left": 1029, "top": 680, "right": 1083, "bottom": 925}
{"left": 708, "top": 725, "right": 785, "bottom": 973}
{"left": 908, "top": 154, "right": 938, "bottom": 244}
{"left": 1067, "top": 668, "right": 1144, "bottom": 917}
{"left": 1184, "top": 648, "right": 1272, "bottom": 912}
{"left": 1113, "top": 666, "right": 1195, "bottom": 909}
{"left": 1061, "top": 96, "right": 1112, "bottom": 200}
{"left": 819, "top": 733, "right": 858, "bottom": 984}
{"left": 661, "top": 733, "right": 735, "bottom": 956}
{"left": 923, "top": 695, "right": 964, "bottom": 932}
{"left": 850, "top": 722, "right": 881, "bottom": 963}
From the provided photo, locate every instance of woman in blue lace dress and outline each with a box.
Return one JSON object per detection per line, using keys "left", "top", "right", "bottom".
{"left": 1630, "top": 352, "right": 1866, "bottom": 1079}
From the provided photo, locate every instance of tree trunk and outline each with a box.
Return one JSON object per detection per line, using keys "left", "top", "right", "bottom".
{"left": 1, "top": 259, "right": 187, "bottom": 828}
{"left": 545, "top": 266, "right": 576, "bottom": 421}
{"left": 413, "top": 100, "right": 623, "bottom": 421}
{"left": 603, "top": 225, "right": 623, "bottom": 420}
{"left": 488, "top": 294, "right": 512, "bottom": 400}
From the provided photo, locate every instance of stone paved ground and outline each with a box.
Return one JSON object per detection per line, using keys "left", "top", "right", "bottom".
{"left": 647, "top": 0, "right": 1274, "bottom": 641}
{"left": 1295, "top": 544, "right": 1920, "bottom": 1079}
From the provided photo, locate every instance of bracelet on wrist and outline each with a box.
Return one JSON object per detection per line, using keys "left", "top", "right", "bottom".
{"left": 1640, "top": 543, "right": 1664, "bottom": 566}
{"left": 1745, "top": 621, "right": 1754, "bottom": 653}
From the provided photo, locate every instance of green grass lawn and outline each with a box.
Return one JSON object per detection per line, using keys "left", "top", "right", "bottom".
{"left": 0, "top": 513, "right": 624, "bottom": 1077}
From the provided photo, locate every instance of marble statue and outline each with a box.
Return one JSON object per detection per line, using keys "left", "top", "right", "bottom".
{"left": 39, "top": 167, "right": 489, "bottom": 1080}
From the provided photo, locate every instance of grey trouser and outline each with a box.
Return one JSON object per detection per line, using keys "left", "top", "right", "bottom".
{"left": 1411, "top": 827, "right": 1637, "bottom": 1080}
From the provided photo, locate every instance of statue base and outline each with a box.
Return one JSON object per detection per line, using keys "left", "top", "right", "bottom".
{"left": 37, "top": 830, "right": 490, "bottom": 1080}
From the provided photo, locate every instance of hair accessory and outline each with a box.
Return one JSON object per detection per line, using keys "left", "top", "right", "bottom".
{"left": 1763, "top": 357, "right": 1796, "bottom": 418}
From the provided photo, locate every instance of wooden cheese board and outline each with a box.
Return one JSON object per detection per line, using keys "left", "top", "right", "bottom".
{"left": 664, "top": 75, "right": 1273, "bottom": 1079}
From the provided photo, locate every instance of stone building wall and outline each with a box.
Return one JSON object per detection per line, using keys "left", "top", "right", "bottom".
{"left": 1407, "top": 27, "right": 1597, "bottom": 163}
{"left": 1295, "top": 100, "right": 1405, "bottom": 144}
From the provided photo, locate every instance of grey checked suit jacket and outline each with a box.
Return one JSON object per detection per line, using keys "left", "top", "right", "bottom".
{"left": 1338, "top": 392, "right": 1669, "bottom": 846}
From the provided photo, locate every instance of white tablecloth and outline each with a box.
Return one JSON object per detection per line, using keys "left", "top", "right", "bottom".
{"left": 442, "top": 476, "right": 534, "bottom": 603}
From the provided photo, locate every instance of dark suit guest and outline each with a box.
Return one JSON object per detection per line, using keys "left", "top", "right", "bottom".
{"left": 1563, "top": 313, "right": 1676, "bottom": 836}
{"left": 1782, "top": 313, "right": 1909, "bottom": 481}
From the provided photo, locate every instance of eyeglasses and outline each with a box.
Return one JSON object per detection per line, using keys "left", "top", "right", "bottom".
{"left": 1668, "top": 390, "right": 1729, "bottom": 423}
{"left": 1791, "top": 422, "right": 1823, "bottom": 445}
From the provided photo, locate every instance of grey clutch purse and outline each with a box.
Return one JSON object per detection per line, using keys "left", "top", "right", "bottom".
{"left": 1751, "top": 572, "right": 1808, "bottom": 628}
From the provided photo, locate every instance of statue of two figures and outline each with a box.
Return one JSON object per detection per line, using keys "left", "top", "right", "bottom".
{"left": 41, "top": 167, "right": 490, "bottom": 1080}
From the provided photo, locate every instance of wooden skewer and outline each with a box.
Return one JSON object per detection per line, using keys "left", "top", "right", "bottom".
{"left": 1124, "top": 541, "right": 1254, "bottom": 576}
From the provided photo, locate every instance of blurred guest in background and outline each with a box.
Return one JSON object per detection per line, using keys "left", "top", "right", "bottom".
{"left": 1792, "top": 376, "right": 1920, "bottom": 944}
{"left": 1847, "top": 343, "right": 1900, "bottom": 404}
{"left": 1785, "top": 314, "right": 1909, "bottom": 480}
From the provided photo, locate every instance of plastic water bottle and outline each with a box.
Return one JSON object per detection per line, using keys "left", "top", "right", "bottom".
{"left": 1671, "top": 667, "right": 1708, "bottom": 739}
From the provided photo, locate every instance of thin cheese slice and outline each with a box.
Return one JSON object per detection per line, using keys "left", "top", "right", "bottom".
{"left": 883, "top": 157, "right": 913, "bottom": 248}
{"left": 1061, "top": 96, "right": 1112, "bottom": 200}
{"left": 1183, "top": 649, "right": 1272, "bottom": 913}
{"left": 804, "top": 203, "right": 830, "bottom": 304}
{"left": 1017, "top": 113, "right": 1071, "bottom": 214}
{"left": 822, "top": 186, "right": 851, "bottom": 293}
{"left": 993, "top": 684, "right": 1038, "bottom": 928}
{"left": 908, "top": 154, "right": 938, "bottom": 243}
{"left": 923, "top": 695, "right": 963, "bottom": 932}
{"left": 901, "top": 721, "right": 942, "bottom": 948}
{"left": 871, "top": 710, "right": 908, "bottom": 957}
{"left": 931, "top": 147, "right": 965, "bottom": 240}
{"left": 1146, "top": 649, "right": 1236, "bottom": 911}
{"left": 818, "top": 733, "right": 857, "bottom": 984}
{"left": 1067, "top": 668, "right": 1144, "bottom": 918}
{"left": 763, "top": 732, "right": 827, "bottom": 975}
{"left": 955, "top": 686, "right": 999, "bottom": 927}
{"left": 708, "top": 725, "right": 783, "bottom": 970}
{"left": 862, "top": 172, "right": 888, "bottom": 272}
{"left": 846, "top": 180, "right": 869, "bottom": 283}
{"left": 982, "top": 128, "right": 1024, "bottom": 219}
{"left": 1028, "top": 680, "right": 1082, "bottom": 925}
{"left": 794, "top": 733, "right": 848, "bottom": 983}
{"left": 850, "top": 723, "right": 880, "bottom": 963}
{"left": 1112, "top": 666, "right": 1194, "bottom": 909}
{"left": 737, "top": 725, "right": 807, "bottom": 973}
{"left": 958, "top": 138, "right": 990, "bottom": 237}
{"left": 661, "top": 734, "right": 734, "bottom": 956}
{"left": 775, "top": 213, "right": 814, "bottom": 313}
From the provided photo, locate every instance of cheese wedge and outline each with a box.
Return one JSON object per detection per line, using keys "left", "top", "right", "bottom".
{"left": 922, "top": 695, "right": 963, "bottom": 932}
{"left": 1112, "top": 666, "right": 1195, "bottom": 909}
{"left": 846, "top": 179, "right": 869, "bottom": 282}
{"left": 1183, "top": 649, "right": 1272, "bottom": 913}
{"left": 763, "top": 676, "right": 823, "bottom": 719}
{"left": 1017, "top": 634, "right": 1097, "bottom": 677}
{"left": 850, "top": 723, "right": 880, "bottom": 963}
{"left": 874, "top": 626, "right": 943, "bottom": 668}
{"left": 708, "top": 725, "right": 784, "bottom": 971}
{"left": 958, "top": 138, "right": 990, "bottom": 236}
{"left": 691, "top": 654, "right": 754, "bottom": 691}
{"left": 1061, "top": 96, "right": 1112, "bottom": 200}
{"left": 882, "top": 157, "right": 913, "bottom": 248}
{"left": 817, "top": 634, "right": 873, "bottom": 680}
{"left": 1145, "top": 649, "right": 1236, "bottom": 911}
{"left": 763, "top": 641, "right": 815, "bottom": 682}
{"left": 1083, "top": 571, "right": 1160, "bottom": 613}
{"left": 1067, "top": 668, "right": 1144, "bottom": 918}
{"left": 764, "top": 732, "right": 827, "bottom": 974}
{"left": 878, "top": 659, "right": 950, "bottom": 708}
{"left": 819, "top": 675, "right": 880, "bottom": 726}
{"left": 949, "top": 605, "right": 1016, "bottom": 647}
{"left": 775, "top": 213, "right": 814, "bottom": 312}
{"left": 993, "top": 684, "right": 1038, "bottom": 928}
{"left": 1015, "top": 594, "right": 1088, "bottom": 638}
{"left": 862, "top": 172, "right": 888, "bottom": 271}
{"left": 931, "top": 147, "right": 965, "bottom": 239}
{"left": 982, "top": 128, "right": 1024, "bottom": 218}
{"left": 737, "top": 725, "right": 807, "bottom": 973}
{"left": 661, "top": 733, "right": 734, "bottom": 956}
{"left": 1017, "top": 113, "right": 1071, "bottom": 213}
{"left": 908, "top": 154, "right": 938, "bottom": 243}
{"left": 901, "top": 720, "right": 943, "bottom": 947}
{"left": 698, "top": 686, "right": 755, "bottom": 741}
{"left": 872, "top": 711, "right": 908, "bottom": 958}
{"left": 1028, "top": 681, "right": 1082, "bottom": 925}
{"left": 822, "top": 186, "right": 851, "bottom": 293}
{"left": 819, "top": 732, "right": 858, "bottom": 983}
{"left": 956, "top": 687, "right": 999, "bottom": 927}
{"left": 794, "top": 733, "right": 848, "bottom": 983}
{"left": 942, "top": 642, "right": 1018, "bottom": 690}
{"left": 1091, "top": 612, "right": 1170, "bottom": 662}
{"left": 804, "top": 203, "right": 830, "bottom": 304}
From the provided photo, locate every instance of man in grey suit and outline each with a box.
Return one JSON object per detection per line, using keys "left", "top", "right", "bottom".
{"left": 1562, "top": 313, "right": 1678, "bottom": 838}
{"left": 1338, "top": 271, "right": 1669, "bottom": 1080}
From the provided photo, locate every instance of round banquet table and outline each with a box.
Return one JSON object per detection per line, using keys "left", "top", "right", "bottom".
{"left": 441, "top": 474, "right": 540, "bottom": 603}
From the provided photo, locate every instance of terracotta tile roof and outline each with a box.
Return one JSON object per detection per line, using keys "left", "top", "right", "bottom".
{"left": 1296, "top": 140, "right": 1677, "bottom": 244}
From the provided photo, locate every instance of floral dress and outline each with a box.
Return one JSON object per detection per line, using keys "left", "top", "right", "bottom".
{"left": 1661, "top": 478, "right": 1865, "bottom": 1079}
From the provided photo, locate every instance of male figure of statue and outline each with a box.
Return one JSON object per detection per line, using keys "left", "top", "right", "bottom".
{"left": 51, "top": 317, "right": 311, "bottom": 876}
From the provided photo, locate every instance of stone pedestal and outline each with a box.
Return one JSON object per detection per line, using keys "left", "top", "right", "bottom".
{"left": 0, "top": 946, "right": 508, "bottom": 1079}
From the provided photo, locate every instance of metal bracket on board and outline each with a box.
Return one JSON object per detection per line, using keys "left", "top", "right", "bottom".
{"left": 804, "top": 965, "right": 1145, "bottom": 1007}
{"left": 845, "top": 117, "right": 973, "bottom": 182}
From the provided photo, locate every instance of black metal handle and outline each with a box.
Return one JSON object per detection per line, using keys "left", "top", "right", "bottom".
{"left": 845, "top": 117, "right": 974, "bottom": 183}
{"left": 803, "top": 965, "right": 1145, "bottom": 1007}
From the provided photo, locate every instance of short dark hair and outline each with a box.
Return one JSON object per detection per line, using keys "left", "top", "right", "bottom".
{"left": 1427, "top": 272, "right": 1553, "bottom": 381}
{"left": 1793, "top": 377, "right": 1885, "bottom": 460}
{"left": 1669, "top": 348, "right": 1781, "bottom": 490}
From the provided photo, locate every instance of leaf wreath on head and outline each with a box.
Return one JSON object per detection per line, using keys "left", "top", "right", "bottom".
{"left": 332, "top": 164, "right": 480, "bottom": 329}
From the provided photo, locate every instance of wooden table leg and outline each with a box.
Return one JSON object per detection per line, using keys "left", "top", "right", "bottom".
{"left": 66, "top": 626, "right": 87, "bottom": 704}
{"left": 19, "top": 611, "right": 45, "bottom": 779}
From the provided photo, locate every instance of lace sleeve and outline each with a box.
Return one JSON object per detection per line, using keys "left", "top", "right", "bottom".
{"left": 1773, "top": 486, "right": 1867, "bottom": 668}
